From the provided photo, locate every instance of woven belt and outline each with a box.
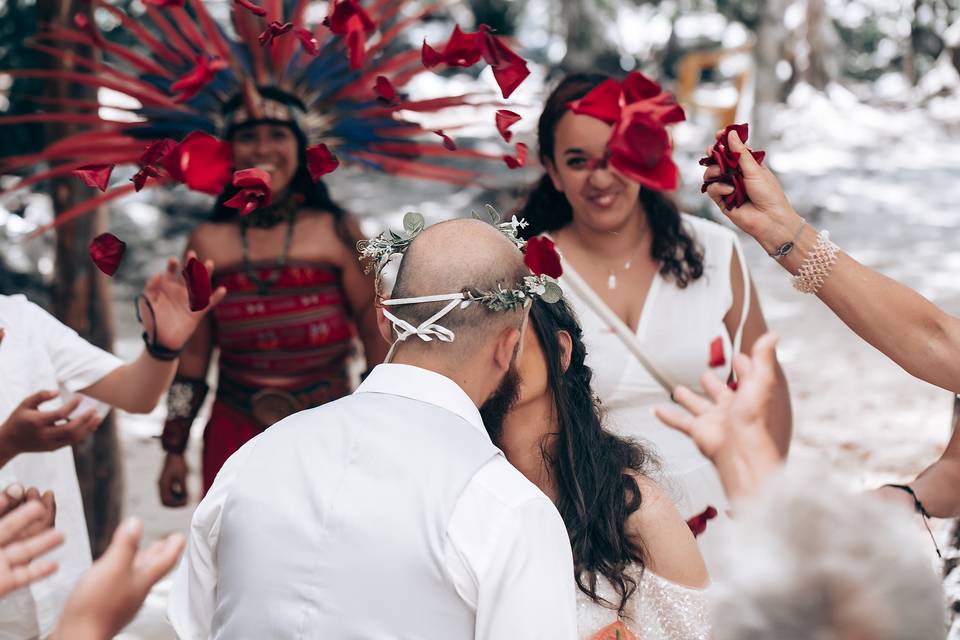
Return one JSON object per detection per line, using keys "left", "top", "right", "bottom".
{"left": 216, "top": 371, "right": 350, "bottom": 429}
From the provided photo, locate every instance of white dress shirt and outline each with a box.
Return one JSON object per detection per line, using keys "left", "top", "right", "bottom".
{"left": 0, "top": 294, "right": 122, "bottom": 639}
{"left": 168, "top": 363, "right": 578, "bottom": 639}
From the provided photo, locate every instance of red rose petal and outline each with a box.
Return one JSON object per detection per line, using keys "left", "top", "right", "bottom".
{"left": 606, "top": 107, "right": 679, "bottom": 191}
{"left": 568, "top": 79, "right": 623, "bottom": 125}
{"left": 374, "top": 75, "right": 400, "bottom": 106}
{"left": 73, "top": 164, "right": 114, "bottom": 192}
{"left": 708, "top": 336, "right": 726, "bottom": 367}
{"left": 89, "top": 232, "right": 126, "bottom": 276}
{"left": 224, "top": 168, "right": 272, "bottom": 217}
{"left": 305, "top": 143, "right": 339, "bottom": 181}
{"left": 686, "top": 505, "right": 718, "bottom": 538}
{"left": 523, "top": 236, "right": 563, "bottom": 279}
{"left": 421, "top": 40, "right": 443, "bottom": 68}
{"left": 495, "top": 109, "right": 521, "bottom": 143}
{"left": 258, "top": 21, "right": 294, "bottom": 47}
{"left": 139, "top": 139, "right": 176, "bottom": 167}
{"left": 172, "top": 56, "right": 227, "bottom": 102}
{"left": 182, "top": 257, "right": 212, "bottom": 311}
{"left": 503, "top": 142, "right": 528, "bottom": 169}
{"left": 162, "top": 131, "right": 233, "bottom": 195}
{"left": 324, "top": 0, "right": 376, "bottom": 69}
{"left": 293, "top": 27, "right": 319, "bottom": 56}
{"left": 433, "top": 130, "right": 457, "bottom": 151}
{"left": 142, "top": 0, "right": 185, "bottom": 6}
{"left": 480, "top": 31, "right": 530, "bottom": 99}
{"left": 130, "top": 165, "right": 160, "bottom": 192}
{"left": 234, "top": 0, "right": 266, "bottom": 16}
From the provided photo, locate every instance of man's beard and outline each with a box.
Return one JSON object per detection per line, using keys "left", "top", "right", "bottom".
{"left": 479, "top": 363, "right": 521, "bottom": 443}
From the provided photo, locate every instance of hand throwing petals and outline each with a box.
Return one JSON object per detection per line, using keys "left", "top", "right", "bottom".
{"left": 698, "top": 123, "right": 766, "bottom": 209}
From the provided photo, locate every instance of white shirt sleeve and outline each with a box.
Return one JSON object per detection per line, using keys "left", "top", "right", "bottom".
{"left": 24, "top": 299, "right": 123, "bottom": 392}
{"left": 167, "top": 442, "right": 256, "bottom": 640}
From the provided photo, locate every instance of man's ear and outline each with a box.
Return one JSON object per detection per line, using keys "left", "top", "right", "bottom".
{"left": 376, "top": 305, "right": 394, "bottom": 345}
{"left": 544, "top": 156, "right": 564, "bottom": 193}
{"left": 492, "top": 324, "right": 521, "bottom": 374}
{"left": 558, "top": 330, "right": 573, "bottom": 372}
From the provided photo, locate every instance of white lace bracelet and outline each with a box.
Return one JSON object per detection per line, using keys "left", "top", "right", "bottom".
{"left": 791, "top": 230, "right": 839, "bottom": 294}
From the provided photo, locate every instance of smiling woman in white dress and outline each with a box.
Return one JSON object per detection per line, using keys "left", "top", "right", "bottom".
{"left": 516, "top": 73, "right": 792, "bottom": 546}
{"left": 488, "top": 298, "right": 709, "bottom": 640}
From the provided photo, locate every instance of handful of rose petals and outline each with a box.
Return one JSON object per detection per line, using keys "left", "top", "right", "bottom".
{"left": 699, "top": 124, "right": 766, "bottom": 209}
{"left": 182, "top": 257, "right": 212, "bottom": 311}
{"left": 89, "top": 233, "right": 126, "bottom": 276}
{"left": 224, "top": 168, "right": 272, "bottom": 217}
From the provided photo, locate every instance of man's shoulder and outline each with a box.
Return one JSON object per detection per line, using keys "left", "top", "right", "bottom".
{"left": 465, "top": 455, "right": 552, "bottom": 510}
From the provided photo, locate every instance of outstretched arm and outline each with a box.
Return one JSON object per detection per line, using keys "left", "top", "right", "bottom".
{"left": 703, "top": 129, "right": 960, "bottom": 393}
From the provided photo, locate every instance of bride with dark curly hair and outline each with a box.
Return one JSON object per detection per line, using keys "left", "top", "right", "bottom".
{"left": 516, "top": 73, "right": 792, "bottom": 548}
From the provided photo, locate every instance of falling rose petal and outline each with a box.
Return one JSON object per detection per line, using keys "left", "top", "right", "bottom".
{"left": 503, "top": 142, "right": 528, "bottom": 169}
{"left": 139, "top": 139, "right": 177, "bottom": 167}
{"left": 234, "top": 0, "right": 266, "bottom": 16}
{"left": 421, "top": 24, "right": 485, "bottom": 69}
{"left": 433, "top": 130, "right": 457, "bottom": 151}
{"left": 224, "top": 168, "right": 272, "bottom": 216}
{"left": 258, "top": 21, "right": 294, "bottom": 47}
{"left": 606, "top": 105, "right": 679, "bottom": 192}
{"left": 293, "top": 27, "right": 319, "bottom": 56}
{"left": 708, "top": 336, "right": 726, "bottom": 368}
{"left": 130, "top": 165, "right": 160, "bottom": 192}
{"left": 523, "top": 236, "right": 563, "bottom": 279}
{"left": 305, "top": 143, "right": 340, "bottom": 181}
{"left": 182, "top": 257, "right": 212, "bottom": 311}
{"left": 686, "top": 506, "right": 718, "bottom": 538}
{"left": 142, "top": 0, "right": 185, "bottom": 6}
{"left": 73, "top": 164, "right": 114, "bottom": 192}
{"left": 494, "top": 109, "right": 521, "bottom": 143}
{"left": 374, "top": 75, "right": 400, "bottom": 106}
{"left": 324, "top": 0, "right": 376, "bottom": 69}
{"left": 727, "top": 380, "right": 739, "bottom": 391}
{"left": 569, "top": 79, "right": 623, "bottom": 125}
{"left": 480, "top": 30, "right": 530, "bottom": 99}
{"left": 88, "top": 233, "right": 126, "bottom": 276}
{"left": 172, "top": 56, "right": 228, "bottom": 102}
{"left": 162, "top": 131, "right": 233, "bottom": 195}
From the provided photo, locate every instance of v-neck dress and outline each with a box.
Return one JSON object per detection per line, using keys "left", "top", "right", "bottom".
{"left": 557, "top": 215, "right": 750, "bottom": 550}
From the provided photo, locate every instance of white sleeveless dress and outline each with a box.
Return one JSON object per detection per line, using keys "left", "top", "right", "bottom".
{"left": 557, "top": 215, "right": 750, "bottom": 551}
{"left": 576, "top": 569, "right": 710, "bottom": 640}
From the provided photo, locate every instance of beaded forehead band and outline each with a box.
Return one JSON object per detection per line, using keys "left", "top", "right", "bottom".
{"left": 358, "top": 205, "right": 563, "bottom": 361}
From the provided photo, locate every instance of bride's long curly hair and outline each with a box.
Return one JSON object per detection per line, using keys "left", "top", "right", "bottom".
{"left": 518, "top": 73, "right": 705, "bottom": 288}
{"left": 526, "top": 298, "right": 658, "bottom": 615}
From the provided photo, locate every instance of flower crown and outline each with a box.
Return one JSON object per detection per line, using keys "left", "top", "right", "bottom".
{"left": 357, "top": 204, "right": 563, "bottom": 311}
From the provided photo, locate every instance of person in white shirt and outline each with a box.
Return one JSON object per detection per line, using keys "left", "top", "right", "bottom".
{"left": 168, "top": 218, "right": 579, "bottom": 639}
{"left": 0, "top": 254, "right": 225, "bottom": 639}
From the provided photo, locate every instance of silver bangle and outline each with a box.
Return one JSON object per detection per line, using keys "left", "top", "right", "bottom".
{"left": 769, "top": 218, "right": 807, "bottom": 260}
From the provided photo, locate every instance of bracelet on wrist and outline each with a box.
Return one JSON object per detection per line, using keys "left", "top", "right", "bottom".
{"left": 769, "top": 217, "right": 807, "bottom": 260}
{"left": 791, "top": 230, "right": 839, "bottom": 295}
{"left": 135, "top": 295, "right": 182, "bottom": 361}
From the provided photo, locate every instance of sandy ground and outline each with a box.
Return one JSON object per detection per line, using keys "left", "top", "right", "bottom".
{"left": 109, "top": 91, "right": 959, "bottom": 637}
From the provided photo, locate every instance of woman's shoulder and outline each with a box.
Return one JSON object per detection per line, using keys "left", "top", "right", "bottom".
{"left": 626, "top": 472, "right": 709, "bottom": 589}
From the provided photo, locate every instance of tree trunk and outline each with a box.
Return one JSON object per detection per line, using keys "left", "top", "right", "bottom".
{"left": 559, "top": 0, "right": 601, "bottom": 73}
{"left": 752, "top": 0, "right": 783, "bottom": 146}
{"left": 36, "top": 0, "right": 124, "bottom": 558}
{"left": 804, "top": 0, "right": 839, "bottom": 91}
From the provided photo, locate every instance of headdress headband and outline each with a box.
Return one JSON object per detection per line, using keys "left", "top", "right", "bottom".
{"left": 359, "top": 205, "right": 563, "bottom": 361}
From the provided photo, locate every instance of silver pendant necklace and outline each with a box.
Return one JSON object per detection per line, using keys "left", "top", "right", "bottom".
{"left": 606, "top": 237, "right": 646, "bottom": 290}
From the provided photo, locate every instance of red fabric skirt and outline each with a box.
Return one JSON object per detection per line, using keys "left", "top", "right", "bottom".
{"left": 200, "top": 400, "right": 262, "bottom": 494}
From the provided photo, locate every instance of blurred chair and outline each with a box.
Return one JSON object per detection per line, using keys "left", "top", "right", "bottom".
{"left": 677, "top": 44, "right": 753, "bottom": 130}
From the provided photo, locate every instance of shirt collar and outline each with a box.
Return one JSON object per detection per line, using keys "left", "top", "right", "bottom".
{"left": 355, "top": 364, "right": 488, "bottom": 438}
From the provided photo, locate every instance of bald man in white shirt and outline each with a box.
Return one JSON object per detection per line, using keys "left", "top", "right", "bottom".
{"left": 168, "top": 219, "right": 578, "bottom": 639}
